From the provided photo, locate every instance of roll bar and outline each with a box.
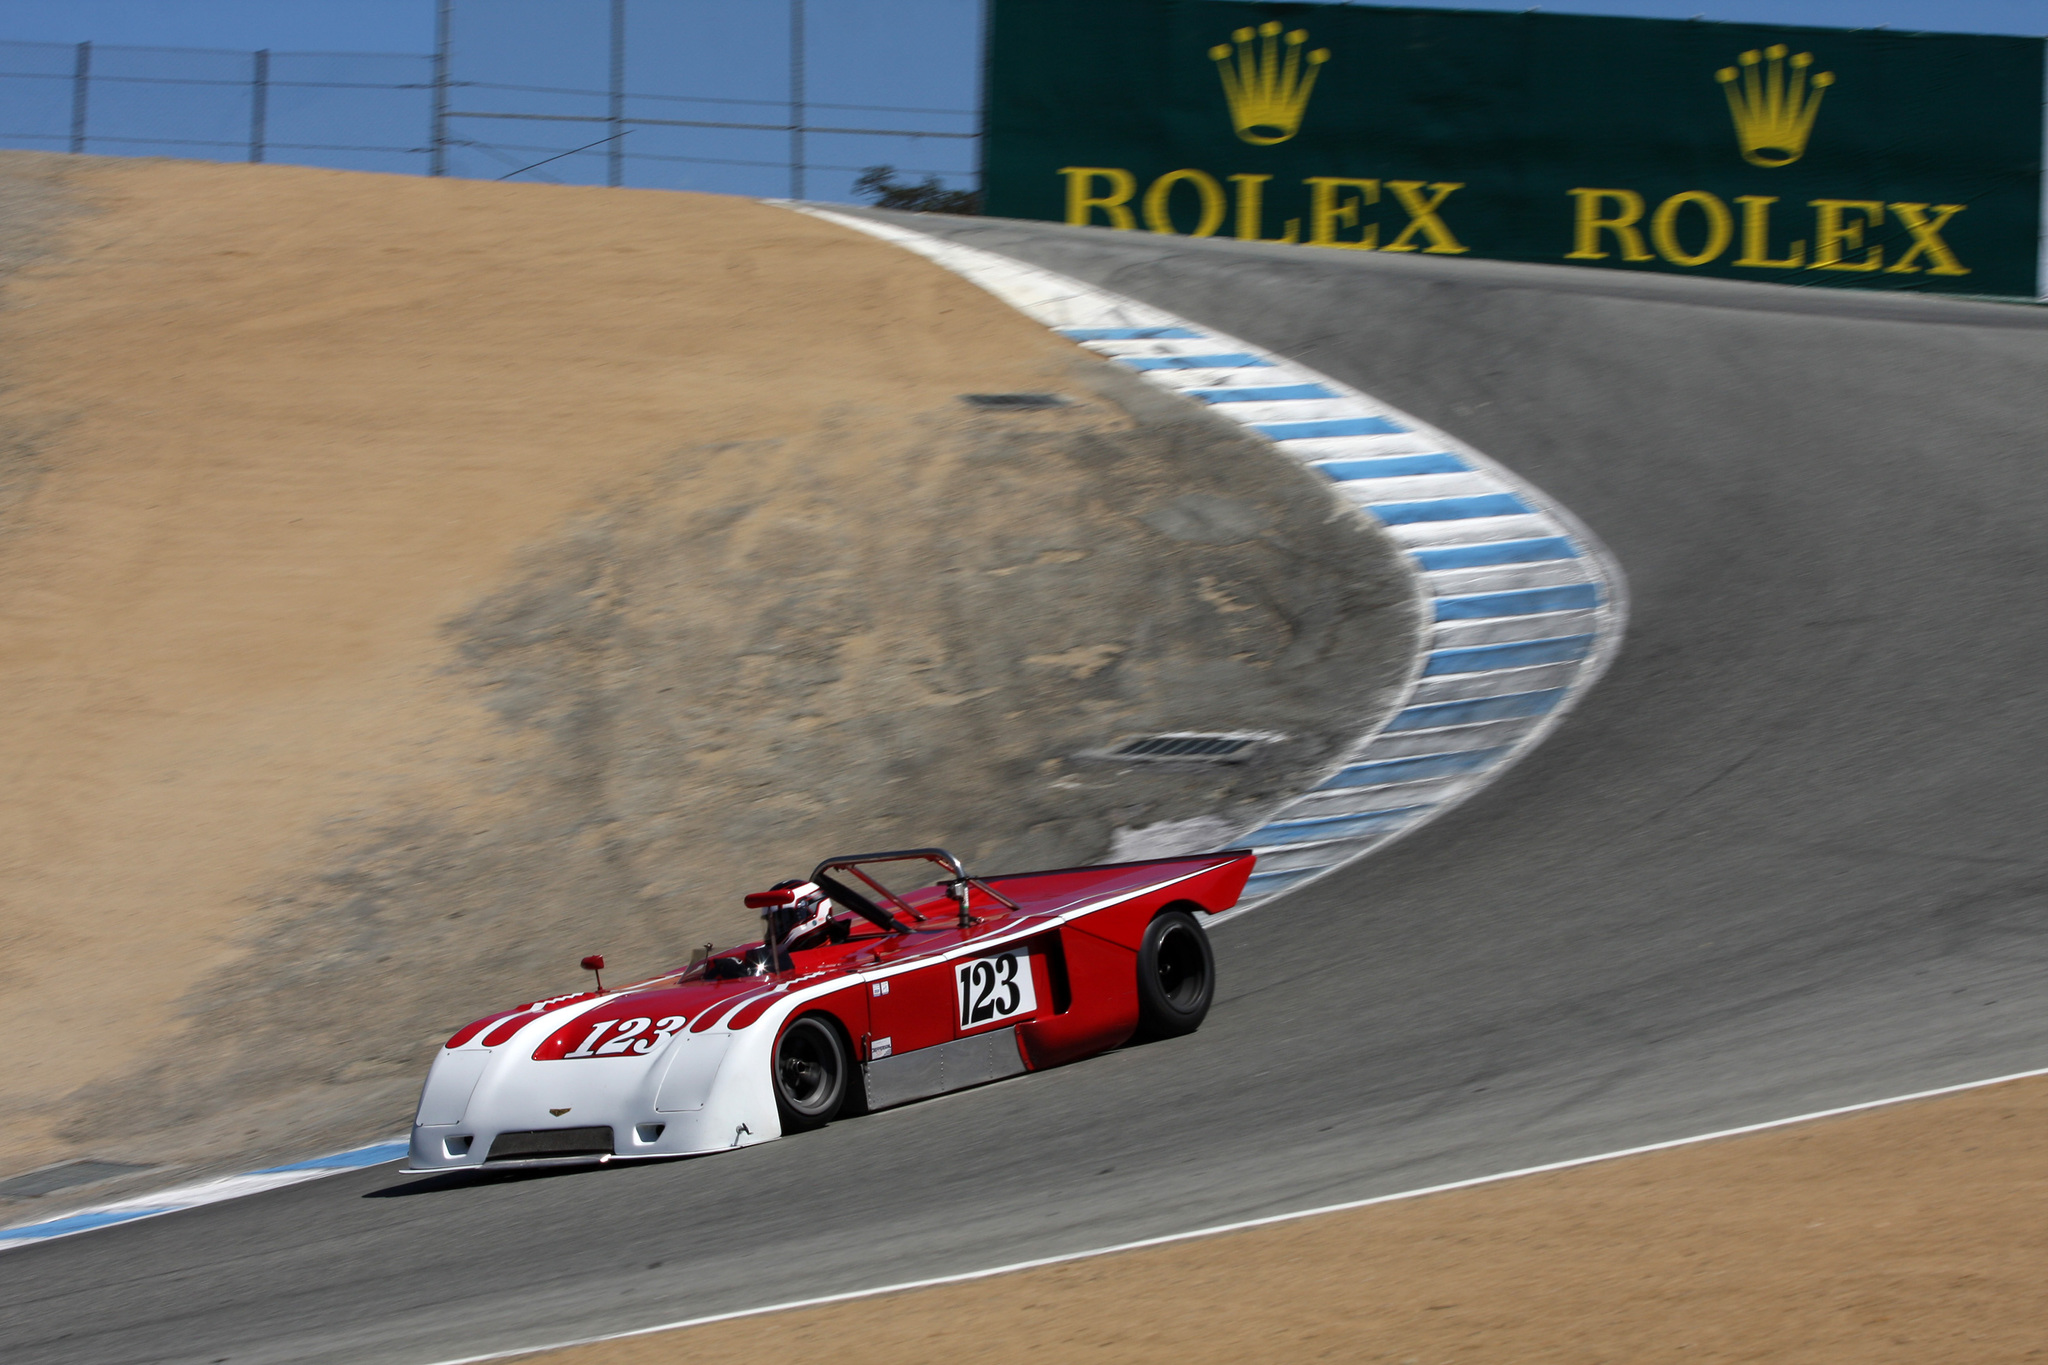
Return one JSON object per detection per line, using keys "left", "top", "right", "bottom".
{"left": 809, "top": 847, "right": 1022, "bottom": 933}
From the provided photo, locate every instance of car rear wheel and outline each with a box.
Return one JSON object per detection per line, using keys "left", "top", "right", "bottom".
{"left": 1134, "top": 909, "right": 1214, "bottom": 1040}
{"left": 773, "top": 1015, "right": 849, "bottom": 1131}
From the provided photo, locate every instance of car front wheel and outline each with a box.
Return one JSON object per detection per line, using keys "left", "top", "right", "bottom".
{"left": 773, "top": 1015, "right": 849, "bottom": 1131}
{"left": 1134, "top": 909, "right": 1214, "bottom": 1040}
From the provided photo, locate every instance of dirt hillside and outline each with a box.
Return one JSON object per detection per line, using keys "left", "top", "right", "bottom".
{"left": 0, "top": 153, "right": 1416, "bottom": 1193}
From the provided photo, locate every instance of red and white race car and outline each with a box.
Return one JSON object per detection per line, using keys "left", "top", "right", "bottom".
{"left": 405, "top": 847, "right": 1254, "bottom": 1171}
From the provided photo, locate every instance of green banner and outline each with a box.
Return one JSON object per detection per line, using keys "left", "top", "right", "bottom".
{"left": 983, "top": 1, "right": 2045, "bottom": 296}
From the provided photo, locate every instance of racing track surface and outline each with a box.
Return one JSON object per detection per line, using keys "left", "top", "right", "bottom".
{"left": 10, "top": 220, "right": 2048, "bottom": 1365}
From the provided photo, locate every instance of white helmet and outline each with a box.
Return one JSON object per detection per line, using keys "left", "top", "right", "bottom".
{"left": 753, "top": 879, "right": 832, "bottom": 958}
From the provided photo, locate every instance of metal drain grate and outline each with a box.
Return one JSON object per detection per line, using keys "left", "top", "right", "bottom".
{"left": 1117, "top": 735, "right": 1255, "bottom": 759}
{"left": 0, "top": 1160, "right": 154, "bottom": 1200}
{"left": 959, "top": 392, "right": 1069, "bottom": 409}
{"left": 1091, "top": 732, "right": 1280, "bottom": 764}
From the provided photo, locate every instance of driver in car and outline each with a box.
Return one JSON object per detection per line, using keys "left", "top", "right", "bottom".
{"left": 763, "top": 879, "right": 837, "bottom": 955}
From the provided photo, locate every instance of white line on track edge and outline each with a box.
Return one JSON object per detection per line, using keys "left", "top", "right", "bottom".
{"left": 415, "top": 1062, "right": 2048, "bottom": 1365}
{"left": 778, "top": 203, "right": 1628, "bottom": 917}
{"left": 0, "top": 1139, "right": 411, "bottom": 1249}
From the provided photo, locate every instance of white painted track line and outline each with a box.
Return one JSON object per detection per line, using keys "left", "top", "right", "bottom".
{"left": 414, "top": 1064, "right": 2048, "bottom": 1365}
{"left": 0, "top": 1139, "right": 407, "bottom": 1250}
{"left": 785, "top": 204, "right": 1626, "bottom": 915}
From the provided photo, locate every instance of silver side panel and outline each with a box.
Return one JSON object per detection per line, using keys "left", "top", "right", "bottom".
{"left": 863, "top": 1028, "right": 1025, "bottom": 1111}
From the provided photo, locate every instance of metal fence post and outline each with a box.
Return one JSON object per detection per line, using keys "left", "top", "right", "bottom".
{"left": 430, "top": 0, "right": 452, "bottom": 175}
{"left": 789, "top": 0, "right": 805, "bottom": 199}
{"left": 69, "top": 41, "right": 90, "bottom": 154}
{"left": 608, "top": 0, "right": 625, "bottom": 187}
{"left": 249, "top": 49, "right": 270, "bottom": 163}
{"left": 975, "top": 0, "right": 991, "bottom": 201}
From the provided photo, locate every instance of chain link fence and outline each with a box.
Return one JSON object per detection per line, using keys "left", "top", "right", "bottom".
{"left": 0, "top": 0, "right": 981, "bottom": 204}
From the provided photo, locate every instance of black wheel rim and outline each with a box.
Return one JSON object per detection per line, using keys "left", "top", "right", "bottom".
{"left": 1154, "top": 924, "right": 1207, "bottom": 1010}
{"left": 777, "top": 1021, "right": 841, "bottom": 1116}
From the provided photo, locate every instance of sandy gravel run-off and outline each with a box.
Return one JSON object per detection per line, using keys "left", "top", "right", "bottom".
{"left": 0, "top": 154, "right": 1415, "bottom": 1196}
{"left": 507, "top": 1074, "right": 2048, "bottom": 1365}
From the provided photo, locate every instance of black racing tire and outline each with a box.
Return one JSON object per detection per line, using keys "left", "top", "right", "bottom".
{"left": 1134, "top": 909, "right": 1214, "bottom": 1040}
{"left": 773, "top": 1015, "right": 849, "bottom": 1131}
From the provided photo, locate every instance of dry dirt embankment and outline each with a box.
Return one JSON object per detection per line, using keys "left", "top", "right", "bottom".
{"left": 0, "top": 153, "right": 1416, "bottom": 1189}
{"left": 522, "top": 1075, "right": 2048, "bottom": 1365}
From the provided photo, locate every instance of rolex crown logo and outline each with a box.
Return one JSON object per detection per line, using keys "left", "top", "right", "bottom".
{"left": 1716, "top": 44, "right": 1834, "bottom": 168}
{"left": 1211, "top": 22, "right": 1329, "bottom": 146}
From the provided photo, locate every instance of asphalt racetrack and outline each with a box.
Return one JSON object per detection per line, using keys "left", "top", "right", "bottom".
{"left": 11, "top": 218, "right": 2048, "bottom": 1365}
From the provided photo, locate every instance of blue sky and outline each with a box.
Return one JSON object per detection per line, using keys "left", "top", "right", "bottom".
{"left": 0, "top": 1, "right": 2040, "bottom": 51}
{"left": 0, "top": 1, "right": 2041, "bottom": 200}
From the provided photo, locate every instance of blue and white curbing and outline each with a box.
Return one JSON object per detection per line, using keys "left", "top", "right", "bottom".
{"left": 0, "top": 1139, "right": 406, "bottom": 1249}
{"left": 796, "top": 207, "right": 1627, "bottom": 911}
{"left": 1, "top": 209, "right": 1626, "bottom": 1252}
